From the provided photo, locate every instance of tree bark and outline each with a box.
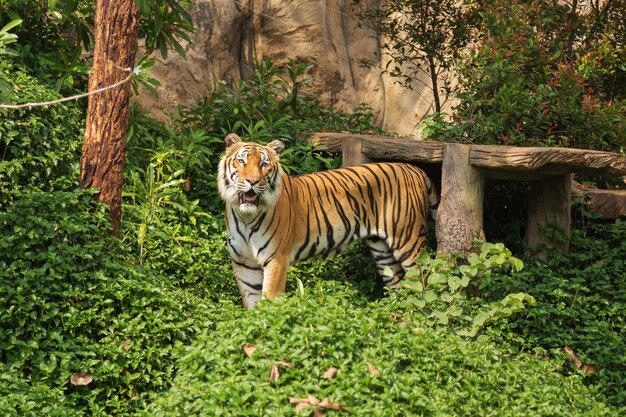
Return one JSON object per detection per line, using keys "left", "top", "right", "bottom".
{"left": 80, "top": 0, "right": 139, "bottom": 235}
{"left": 436, "top": 143, "right": 485, "bottom": 255}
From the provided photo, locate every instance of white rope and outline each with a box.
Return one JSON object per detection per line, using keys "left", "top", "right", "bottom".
{"left": 0, "top": 65, "right": 134, "bottom": 110}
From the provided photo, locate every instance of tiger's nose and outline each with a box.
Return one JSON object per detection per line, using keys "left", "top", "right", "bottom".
{"left": 247, "top": 177, "right": 260, "bottom": 186}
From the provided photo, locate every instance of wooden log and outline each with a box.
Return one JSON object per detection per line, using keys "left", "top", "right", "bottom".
{"left": 436, "top": 143, "right": 485, "bottom": 255}
{"left": 309, "top": 132, "right": 345, "bottom": 153}
{"left": 572, "top": 181, "right": 626, "bottom": 219}
{"left": 360, "top": 137, "right": 444, "bottom": 163}
{"left": 311, "top": 133, "right": 626, "bottom": 177}
{"left": 526, "top": 174, "right": 572, "bottom": 259}
{"left": 310, "top": 132, "right": 444, "bottom": 163}
{"left": 470, "top": 145, "right": 626, "bottom": 177}
{"left": 341, "top": 137, "right": 370, "bottom": 166}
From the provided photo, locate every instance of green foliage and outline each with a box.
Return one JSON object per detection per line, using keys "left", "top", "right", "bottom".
{"left": 177, "top": 58, "right": 383, "bottom": 162}
{"left": 146, "top": 284, "right": 612, "bottom": 416}
{"left": 486, "top": 218, "right": 626, "bottom": 408}
{"left": 0, "top": 363, "right": 82, "bottom": 417}
{"left": 0, "top": 188, "right": 234, "bottom": 416}
{"left": 0, "top": 60, "right": 84, "bottom": 208}
{"left": 0, "top": 1, "right": 93, "bottom": 93}
{"left": 354, "top": 0, "right": 479, "bottom": 113}
{"left": 38, "top": 45, "right": 90, "bottom": 92}
{"left": 1, "top": 0, "right": 194, "bottom": 98}
{"left": 0, "top": 18, "right": 20, "bottom": 100}
{"left": 421, "top": 0, "right": 626, "bottom": 151}
{"left": 0, "top": 18, "right": 20, "bottom": 56}
{"left": 136, "top": 0, "right": 194, "bottom": 59}
{"left": 400, "top": 243, "right": 532, "bottom": 338}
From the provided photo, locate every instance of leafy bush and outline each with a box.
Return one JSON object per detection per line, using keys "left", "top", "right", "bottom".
{"left": 0, "top": 363, "right": 82, "bottom": 417}
{"left": 486, "top": 217, "right": 626, "bottom": 408}
{"left": 399, "top": 243, "right": 533, "bottom": 338}
{"left": 0, "top": 189, "right": 234, "bottom": 416}
{"left": 0, "top": 60, "right": 84, "bottom": 209}
{"left": 145, "top": 282, "right": 613, "bottom": 416}
{"left": 421, "top": 0, "right": 626, "bottom": 151}
{"left": 173, "top": 58, "right": 380, "bottom": 173}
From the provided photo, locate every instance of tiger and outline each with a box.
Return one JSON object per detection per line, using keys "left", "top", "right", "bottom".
{"left": 217, "top": 133, "right": 438, "bottom": 308}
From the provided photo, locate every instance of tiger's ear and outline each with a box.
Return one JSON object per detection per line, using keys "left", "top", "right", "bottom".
{"left": 224, "top": 133, "right": 242, "bottom": 149}
{"left": 267, "top": 140, "right": 285, "bottom": 155}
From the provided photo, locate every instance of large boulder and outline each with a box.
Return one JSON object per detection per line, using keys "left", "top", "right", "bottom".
{"left": 134, "top": 0, "right": 435, "bottom": 135}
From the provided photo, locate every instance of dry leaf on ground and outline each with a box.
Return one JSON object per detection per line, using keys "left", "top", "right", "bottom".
{"left": 323, "top": 367, "right": 338, "bottom": 379}
{"left": 367, "top": 363, "right": 381, "bottom": 377}
{"left": 268, "top": 364, "right": 280, "bottom": 382}
{"left": 313, "top": 407, "right": 325, "bottom": 417}
{"left": 289, "top": 395, "right": 349, "bottom": 414}
{"left": 318, "top": 398, "right": 349, "bottom": 410}
{"left": 70, "top": 372, "right": 93, "bottom": 386}
{"left": 241, "top": 343, "right": 257, "bottom": 358}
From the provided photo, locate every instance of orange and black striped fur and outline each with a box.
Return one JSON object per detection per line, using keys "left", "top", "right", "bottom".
{"left": 218, "top": 133, "right": 438, "bottom": 308}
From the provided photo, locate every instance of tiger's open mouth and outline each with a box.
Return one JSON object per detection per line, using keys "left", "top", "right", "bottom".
{"left": 239, "top": 190, "right": 259, "bottom": 206}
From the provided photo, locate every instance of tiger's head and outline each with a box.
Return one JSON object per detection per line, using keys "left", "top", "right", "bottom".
{"left": 217, "top": 133, "right": 285, "bottom": 215}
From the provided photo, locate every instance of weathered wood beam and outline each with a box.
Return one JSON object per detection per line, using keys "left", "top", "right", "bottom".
{"left": 311, "top": 132, "right": 626, "bottom": 177}
{"left": 310, "top": 132, "right": 444, "bottom": 163}
{"left": 436, "top": 143, "right": 485, "bottom": 255}
{"left": 309, "top": 131, "right": 345, "bottom": 153}
{"left": 470, "top": 145, "right": 626, "bottom": 177}
{"left": 572, "top": 181, "right": 626, "bottom": 219}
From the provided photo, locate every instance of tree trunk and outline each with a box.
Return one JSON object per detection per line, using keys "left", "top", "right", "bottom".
{"left": 427, "top": 55, "right": 441, "bottom": 113}
{"left": 80, "top": 0, "right": 139, "bottom": 236}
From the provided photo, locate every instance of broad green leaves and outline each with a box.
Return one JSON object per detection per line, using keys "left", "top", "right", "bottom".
{"left": 0, "top": 19, "right": 21, "bottom": 56}
{"left": 403, "top": 242, "right": 534, "bottom": 337}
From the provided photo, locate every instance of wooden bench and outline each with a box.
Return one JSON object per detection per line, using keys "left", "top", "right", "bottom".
{"left": 310, "top": 132, "right": 626, "bottom": 258}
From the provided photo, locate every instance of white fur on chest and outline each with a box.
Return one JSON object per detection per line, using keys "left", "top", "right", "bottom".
{"left": 226, "top": 209, "right": 274, "bottom": 266}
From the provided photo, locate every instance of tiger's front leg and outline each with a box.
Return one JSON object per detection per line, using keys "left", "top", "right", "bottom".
{"left": 231, "top": 262, "right": 264, "bottom": 309}
{"left": 262, "top": 257, "right": 289, "bottom": 302}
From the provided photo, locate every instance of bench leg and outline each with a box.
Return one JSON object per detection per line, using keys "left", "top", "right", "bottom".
{"left": 436, "top": 143, "right": 485, "bottom": 256}
{"left": 342, "top": 137, "right": 370, "bottom": 166}
{"left": 526, "top": 174, "right": 571, "bottom": 259}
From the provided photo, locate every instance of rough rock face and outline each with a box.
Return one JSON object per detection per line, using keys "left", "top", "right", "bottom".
{"left": 135, "top": 0, "right": 434, "bottom": 135}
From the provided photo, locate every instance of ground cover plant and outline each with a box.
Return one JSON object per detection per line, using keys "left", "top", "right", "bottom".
{"left": 486, "top": 215, "right": 626, "bottom": 408}
{"left": 144, "top": 283, "right": 613, "bottom": 417}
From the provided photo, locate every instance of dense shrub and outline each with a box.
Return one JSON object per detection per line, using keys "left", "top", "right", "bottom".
{"left": 0, "top": 189, "right": 233, "bottom": 416}
{"left": 421, "top": 0, "right": 626, "bottom": 151}
{"left": 0, "top": 60, "right": 84, "bottom": 209}
{"left": 486, "top": 217, "right": 626, "bottom": 408}
{"left": 145, "top": 283, "right": 613, "bottom": 416}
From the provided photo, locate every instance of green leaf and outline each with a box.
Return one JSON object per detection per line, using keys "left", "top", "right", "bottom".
{"left": 423, "top": 290, "right": 438, "bottom": 304}
{"left": 434, "top": 309, "right": 449, "bottom": 325}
